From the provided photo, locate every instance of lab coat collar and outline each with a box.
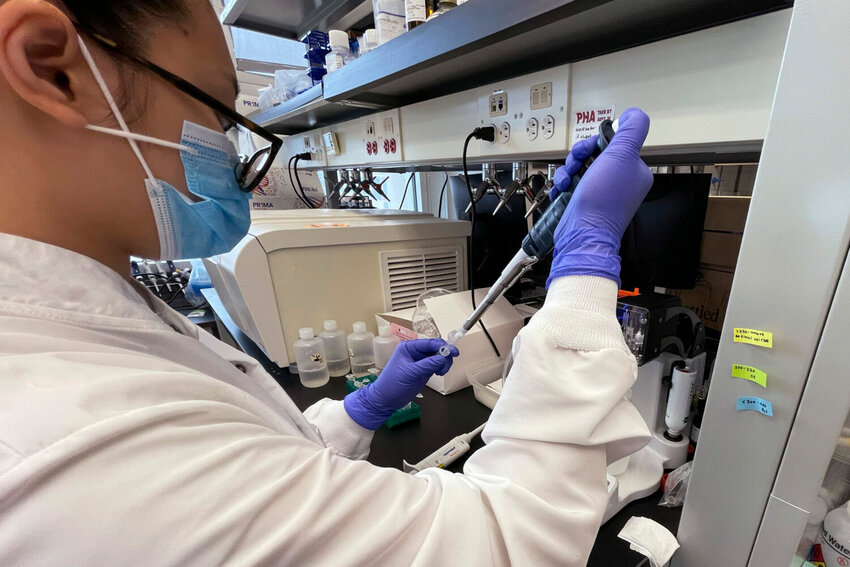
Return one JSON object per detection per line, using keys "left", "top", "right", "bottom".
{"left": 0, "top": 232, "right": 189, "bottom": 335}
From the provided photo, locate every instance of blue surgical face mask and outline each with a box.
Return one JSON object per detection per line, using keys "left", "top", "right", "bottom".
{"left": 77, "top": 36, "right": 251, "bottom": 260}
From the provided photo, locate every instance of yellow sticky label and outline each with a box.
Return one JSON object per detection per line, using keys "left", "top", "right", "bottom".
{"left": 733, "top": 328, "right": 774, "bottom": 348}
{"left": 732, "top": 364, "right": 768, "bottom": 388}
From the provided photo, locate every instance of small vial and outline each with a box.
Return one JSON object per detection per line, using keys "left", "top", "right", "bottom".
{"left": 373, "top": 325, "right": 400, "bottom": 370}
{"left": 319, "top": 320, "right": 351, "bottom": 377}
{"left": 347, "top": 322, "right": 375, "bottom": 376}
{"left": 293, "top": 328, "right": 330, "bottom": 388}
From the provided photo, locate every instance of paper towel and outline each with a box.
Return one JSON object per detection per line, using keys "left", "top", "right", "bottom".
{"left": 618, "top": 516, "right": 680, "bottom": 567}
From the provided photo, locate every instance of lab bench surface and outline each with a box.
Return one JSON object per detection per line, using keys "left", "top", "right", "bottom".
{"left": 201, "top": 288, "right": 681, "bottom": 566}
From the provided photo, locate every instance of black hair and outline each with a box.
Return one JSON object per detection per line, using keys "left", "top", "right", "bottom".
{"left": 63, "top": 1, "right": 190, "bottom": 54}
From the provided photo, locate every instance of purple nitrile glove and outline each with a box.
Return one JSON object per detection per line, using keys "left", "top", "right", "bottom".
{"left": 344, "top": 338, "right": 459, "bottom": 430}
{"left": 548, "top": 107, "right": 654, "bottom": 287}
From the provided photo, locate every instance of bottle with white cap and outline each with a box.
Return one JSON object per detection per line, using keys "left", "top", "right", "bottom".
{"left": 820, "top": 500, "right": 850, "bottom": 567}
{"left": 373, "top": 325, "right": 401, "bottom": 370}
{"left": 359, "top": 29, "right": 378, "bottom": 56}
{"left": 293, "top": 328, "right": 330, "bottom": 388}
{"left": 319, "top": 320, "right": 350, "bottom": 377}
{"left": 325, "top": 30, "right": 350, "bottom": 73}
{"left": 347, "top": 322, "right": 375, "bottom": 376}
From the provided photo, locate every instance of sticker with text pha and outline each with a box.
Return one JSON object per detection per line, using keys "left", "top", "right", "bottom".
{"left": 571, "top": 105, "right": 615, "bottom": 145}
{"left": 732, "top": 364, "right": 768, "bottom": 388}
{"left": 733, "top": 328, "right": 773, "bottom": 348}
{"left": 736, "top": 396, "right": 773, "bottom": 417}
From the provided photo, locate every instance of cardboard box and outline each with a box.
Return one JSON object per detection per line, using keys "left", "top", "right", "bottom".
{"left": 378, "top": 289, "right": 524, "bottom": 394}
{"left": 668, "top": 268, "right": 735, "bottom": 332}
{"left": 700, "top": 232, "right": 743, "bottom": 269}
{"left": 703, "top": 196, "right": 751, "bottom": 233}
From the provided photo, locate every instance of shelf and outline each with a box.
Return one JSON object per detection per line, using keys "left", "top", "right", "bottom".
{"left": 235, "top": 0, "right": 792, "bottom": 135}
{"left": 221, "top": 0, "right": 371, "bottom": 40}
{"left": 249, "top": 84, "right": 379, "bottom": 135}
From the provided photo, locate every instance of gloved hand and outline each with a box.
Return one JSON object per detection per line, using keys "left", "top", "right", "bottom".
{"left": 548, "top": 107, "right": 654, "bottom": 286}
{"left": 344, "top": 339, "right": 459, "bottom": 430}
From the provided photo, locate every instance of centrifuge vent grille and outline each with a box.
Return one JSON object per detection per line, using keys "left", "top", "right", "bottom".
{"left": 380, "top": 246, "right": 464, "bottom": 311}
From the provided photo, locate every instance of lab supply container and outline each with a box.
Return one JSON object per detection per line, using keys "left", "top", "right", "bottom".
{"left": 819, "top": 501, "right": 850, "bottom": 567}
{"left": 320, "top": 320, "right": 350, "bottom": 377}
{"left": 466, "top": 357, "right": 506, "bottom": 410}
{"left": 293, "top": 328, "right": 330, "bottom": 388}
{"left": 405, "top": 0, "right": 427, "bottom": 30}
{"left": 359, "top": 29, "right": 378, "bottom": 56}
{"left": 348, "top": 322, "right": 375, "bottom": 376}
{"left": 373, "top": 325, "right": 400, "bottom": 370}
{"left": 372, "top": 0, "right": 405, "bottom": 45}
{"left": 325, "top": 30, "right": 349, "bottom": 73}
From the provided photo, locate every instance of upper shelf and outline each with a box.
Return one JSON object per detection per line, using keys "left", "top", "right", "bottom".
{"left": 221, "top": 0, "right": 370, "bottom": 40}
{"left": 236, "top": 0, "right": 793, "bottom": 135}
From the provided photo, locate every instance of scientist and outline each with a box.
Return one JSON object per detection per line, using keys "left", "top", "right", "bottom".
{"left": 0, "top": 0, "right": 653, "bottom": 564}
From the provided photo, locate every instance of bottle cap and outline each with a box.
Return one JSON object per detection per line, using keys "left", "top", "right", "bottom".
{"left": 379, "top": 325, "right": 392, "bottom": 337}
{"left": 299, "top": 327, "right": 315, "bottom": 340}
{"left": 353, "top": 322, "right": 367, "bottom": 333}
{"left": 329, "top": 30, "right": 349, "bottom": 49}
{"left": 363, "top": 29, "right": 378, "bottom": 47}
{"left": 323, "top": 320, "right": 338, "bottom": 331}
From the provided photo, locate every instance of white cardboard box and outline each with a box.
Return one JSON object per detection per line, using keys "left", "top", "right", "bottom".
{"left": 378, "top": 289, "right": 524, "bottom": 394}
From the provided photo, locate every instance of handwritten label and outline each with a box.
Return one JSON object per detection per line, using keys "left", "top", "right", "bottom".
{"left": 571, "top": 105, "right": 615, "bottom": 145}
{"left": 736, "top": 396, "right": 773, "bottom": 417}
{"left": 733, "top": 328, "right": 774, "bottom": 348}
{"left": 732, "top": 364, "right": 768, "bottom": 388}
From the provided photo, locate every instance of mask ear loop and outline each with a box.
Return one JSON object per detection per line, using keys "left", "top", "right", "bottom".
{"left": 76, "top": 36, "right": 158, "bottom": 182}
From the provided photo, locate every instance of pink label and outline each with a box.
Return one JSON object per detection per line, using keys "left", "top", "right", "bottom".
{"left": 391, "top": 323, "right": 419, "bottom": 341}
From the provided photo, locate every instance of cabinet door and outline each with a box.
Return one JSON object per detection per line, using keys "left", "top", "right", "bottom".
{"left": 675, "top": 1, "right": 850, "bottom": 565}
{"left": 750, "top": 254, "right": 850, "bottom": 566}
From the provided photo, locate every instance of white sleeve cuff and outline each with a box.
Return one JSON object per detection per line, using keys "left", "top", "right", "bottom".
{"left": 535, "top": 276, "right": 631, "bottom": 354}
{"left": 303, "top": 399, "right": 374, "bottom": 460}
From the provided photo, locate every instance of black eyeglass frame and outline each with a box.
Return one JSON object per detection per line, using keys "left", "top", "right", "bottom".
{"left": 78, "top": 27, "right": 282, "bottom": 194}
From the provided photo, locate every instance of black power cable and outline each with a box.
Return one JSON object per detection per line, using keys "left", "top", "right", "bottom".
{"left": 462, "top": 127, "right": 501, "bottom": 358}
{"left": 436, "top": 171, "right": 449, "bottom": 218}
{"left": 292, "top": 153, "right": 319, "bottom": 208}
{"left": 288, "top": 155, "right": 311, "bottom": 208}
{"left": 398, "top": 172, "right": 415, "bottom": 210}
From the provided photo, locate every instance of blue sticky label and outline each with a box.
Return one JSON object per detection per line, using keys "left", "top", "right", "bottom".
{"left": 737, "top": 396, "right": 773, "bottom": 417}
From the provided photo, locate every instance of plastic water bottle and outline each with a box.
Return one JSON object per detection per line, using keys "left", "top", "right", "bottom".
{"left": 319, "top": 320, "right": 350, "bottom": 377}
{"left": 373, "top": 325, "right": 400, "bottom": 370}
{"left": 819, "top": 500, "right": 850, "bottom": 566}
{"left": 348, "top": 322, "right": 375, "bottom": 376}
{"left": 293, "top": 328, "right": 330, "bottom": 388}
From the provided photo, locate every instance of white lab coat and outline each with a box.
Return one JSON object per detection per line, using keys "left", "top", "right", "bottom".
{"left": 0, "top": 233, "right": 650, "bottom": 566}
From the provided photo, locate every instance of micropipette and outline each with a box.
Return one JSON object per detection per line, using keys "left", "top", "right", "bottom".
{"left": 402, "top": 423, "right": 487, "bottom": 473}
{"left": 439, "top": 118, "right": 618, "bottom": 357}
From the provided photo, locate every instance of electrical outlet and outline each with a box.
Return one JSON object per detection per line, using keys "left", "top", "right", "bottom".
{"left": 498, "top": 122, "right": 511, "bottom": 144}
{"left": 530, "top": 82, "right": 553, "bottom": 110}
{"left": 383, "top": 117, "right": 394, "bottom": 134}
{"left": 366, "top": 120, "right": 375, "bottom": 137}
{"left": 489, "top": 90, "right": 508, "bottom": 117}
{"left": 526, "top": 117, "right": 539, "bottom": 141}
{"left": 542, "top": 115, "right": 556, "bottom": 139}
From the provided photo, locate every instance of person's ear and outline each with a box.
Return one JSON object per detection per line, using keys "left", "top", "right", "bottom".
{"left": 0, "top": 0, "right": 95, "bottom": 128}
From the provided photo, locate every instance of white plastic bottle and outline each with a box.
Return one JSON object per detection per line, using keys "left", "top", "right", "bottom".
{"left": 373, "top": 325, "right": 401, "bottom": 370}
{"left": 348, "top": 322, "right": 375, "bottom": 376}
{"left": 325, "top": 30, "right": 350, "bottom": 73}
{"left": 293, "top": 328, "right": 330, "bottom": 388}
{"left": 819, "top": 500, "right": 850, "bottom": 567}
{"left": 360, "top": 29, "right": 378, "bottom": 56}
{"left": 319, "top": 320, "right": 350, "bottom": 377}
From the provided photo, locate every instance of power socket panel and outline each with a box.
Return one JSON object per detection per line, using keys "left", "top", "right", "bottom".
{"left": 530, "top": 82, "right": 553, "bottom": 110}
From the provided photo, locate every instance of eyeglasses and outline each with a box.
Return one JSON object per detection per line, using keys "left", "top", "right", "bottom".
{"left": 78, "top": 28, "right": 282, "bottom": 193}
